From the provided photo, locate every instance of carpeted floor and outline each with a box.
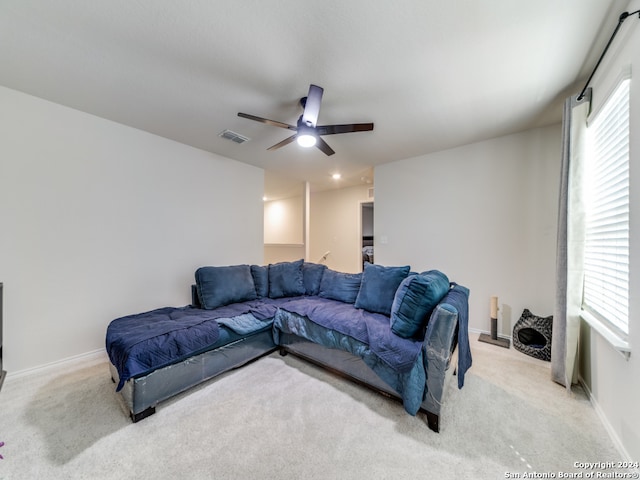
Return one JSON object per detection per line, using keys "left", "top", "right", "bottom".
{"left": 0, "top": 336, "right": 621, "bottom": 479}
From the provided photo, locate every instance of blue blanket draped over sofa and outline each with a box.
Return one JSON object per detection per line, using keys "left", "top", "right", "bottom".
{"left": 273, "top": 284, "right": 471, "bottom": 416}
{"left": 276, "top": 296, "right": 423, "bottom": 373}
{"left": 447, "top": 283, "right": 471, "bottom": 388}
{"left": 272, "top": 307, "right": 428, "bottom": 415}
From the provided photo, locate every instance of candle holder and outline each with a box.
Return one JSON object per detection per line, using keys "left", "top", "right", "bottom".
{"left": 479, "top": 316, "right": 510, "bottom": 348}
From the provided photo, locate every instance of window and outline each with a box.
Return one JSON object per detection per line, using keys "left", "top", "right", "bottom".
{"left": 583, "top": 78, "right": 630, "bottom": 339}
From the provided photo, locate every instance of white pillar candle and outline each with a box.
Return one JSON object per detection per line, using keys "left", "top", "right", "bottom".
{"left": 490, "top": 296, "right": 498, "bottom": 319}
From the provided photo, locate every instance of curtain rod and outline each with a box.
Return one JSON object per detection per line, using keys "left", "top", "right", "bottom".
{"left": 577, "top": 10, "right": 640, "bottom": 101}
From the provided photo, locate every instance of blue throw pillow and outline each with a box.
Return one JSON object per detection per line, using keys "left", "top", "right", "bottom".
{"left": 390, "top": 270, "right": 450, "bottom": 338}
{"left": 268, "top": 259, "right": 305, "bottom": 299}
{"left": 250, "top": 265, "right": 269, "bottom": 298}
{"left": 302, "top": 262, "right": 327, "bottom": 295}
{"left": 355, "top": 263, "right": 410, "bottom": 315}
{"left": 195, "top": 265, "right": 258, "bottom": 310}
{"left": 318, "top": 269, "right": 362, "bottom": 304}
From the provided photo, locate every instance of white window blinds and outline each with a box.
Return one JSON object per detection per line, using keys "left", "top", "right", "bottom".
{"left": 583, "top": 78, "right": 630, "bottom": 335}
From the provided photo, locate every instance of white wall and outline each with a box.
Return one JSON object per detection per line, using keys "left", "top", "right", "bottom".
{"left": 0, "top": 86, "right": 264, "bottom": 373}
{"left": 263, "top": 193, "right": 305, "bottom": 265}
{"left": 577, "top": 0, "right": 640, "bottom": 461}
{"left": 263, "top": 245, "right": 305, "bottom": 265}
{"left": 263, "top": 195, "right": 303, "bottom": 245}
{"left": 310, "top": 184, "right": 372, "bottom": 273}
{"left": 375, "top": 125, "right": 561, "bottom": 338}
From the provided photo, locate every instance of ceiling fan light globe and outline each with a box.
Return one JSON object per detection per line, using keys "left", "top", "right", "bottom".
{"left": 297, "top": 134, "right": 317, "bottom": 148}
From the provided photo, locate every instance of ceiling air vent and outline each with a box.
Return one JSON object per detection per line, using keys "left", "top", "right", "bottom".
{"left": 219, "top": 129, "right": 250, "bottom": 144}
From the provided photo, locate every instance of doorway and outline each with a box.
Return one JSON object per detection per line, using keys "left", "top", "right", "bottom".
{"left": 360, "top": 202, "right": 374, "bottom": 270}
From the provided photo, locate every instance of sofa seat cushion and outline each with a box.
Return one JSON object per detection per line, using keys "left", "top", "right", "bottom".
{"left": 355, "top": 263, "right": 410, "bottom": 315}
{"left": 390, "top": 270, "right": 450, "bottom": 338}
{"left": 195, "top": 265, "right": 258, "bottom": 310}
{"left": 276, "top": 297, "right": 423, "bottom": 373}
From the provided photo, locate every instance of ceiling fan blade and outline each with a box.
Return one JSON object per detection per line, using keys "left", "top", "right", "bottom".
{"left": 267, "top": 134, "right": 298, "bottom": 151}
{"left": 316, "top": 123, "right": 374, "bottom": 135}
{"left": 301, "top": 84, "right": 323, "bottom": 127}
{"left": 315, "top": 136, "right": 335, "bottom": 156}
{"left": 238, "top": 112, "right": 296, "bottom": 131}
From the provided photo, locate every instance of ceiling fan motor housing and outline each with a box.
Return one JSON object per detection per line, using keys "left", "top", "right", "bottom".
{"left": 298, "top": 115, "right": 314, "bottom": 129}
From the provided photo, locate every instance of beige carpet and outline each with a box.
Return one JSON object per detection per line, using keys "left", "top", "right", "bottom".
{"left": 0, "top": 336, "right": 621, "bottom": 479}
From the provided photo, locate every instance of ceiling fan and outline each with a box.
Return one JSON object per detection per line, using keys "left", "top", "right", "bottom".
{"left": 238, "top": 84, "right": 374, "bottom": 156}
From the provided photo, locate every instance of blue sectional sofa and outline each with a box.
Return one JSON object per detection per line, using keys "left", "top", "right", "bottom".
{"left": 106, "top": 259, "right": 471, "bottom": 432}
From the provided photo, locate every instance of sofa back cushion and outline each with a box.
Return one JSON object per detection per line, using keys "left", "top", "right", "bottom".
{"left": 318, "top": 269, "right": 362, "bottom": 304}
{"left": 250, "top": 265, "right": 269, "bottom": 298}
{"left": 268, "top": 259, "right": 306, "bottom": 298}
{"left": 302, "top": 262, "right": 327, "bottom": 296}
{"left": 195, "top": 265, "right": 258, "bottom": 310}
{"left": 390, "top": 270, "right": 450, "bottom": 338}
{"left": 354, "top": 263, "right": 410, "bottom": 315}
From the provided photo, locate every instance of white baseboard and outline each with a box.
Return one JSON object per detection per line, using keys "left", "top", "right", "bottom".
{"left": 6, "top": 349, "right": 108, "bottom": 381}
{"left": 578, "top": 375, "right": 635, "bottom": 463}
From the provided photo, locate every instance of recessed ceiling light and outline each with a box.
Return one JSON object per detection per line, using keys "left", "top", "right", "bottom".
{"left": 332, "top": 173, "right": 341, "bottom": 180}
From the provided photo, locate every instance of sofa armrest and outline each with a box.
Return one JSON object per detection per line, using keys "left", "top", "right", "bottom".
{"left": 422, "top": 301, "right": 459, "bottom": 416}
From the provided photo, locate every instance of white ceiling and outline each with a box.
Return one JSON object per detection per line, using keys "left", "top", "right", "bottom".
{"left": 0, "top": 0, "right": 623, "bottom": 199}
